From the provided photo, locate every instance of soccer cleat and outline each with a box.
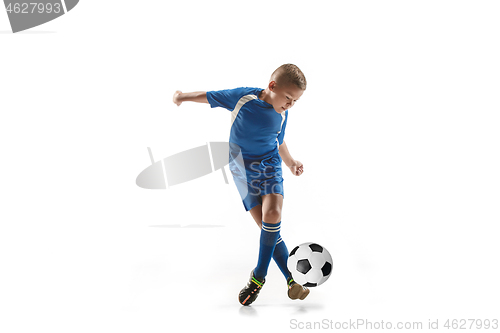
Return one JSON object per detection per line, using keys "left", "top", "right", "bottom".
{"left": 238, "top": 270, "right": 265, "bottom": 306}
{"left": 287, "top": 277, "right": 310, "bottom": 300}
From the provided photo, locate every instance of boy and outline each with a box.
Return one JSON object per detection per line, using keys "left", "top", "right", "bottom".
{"left": 173, "top": 64, "right": 310, "bottom": 305}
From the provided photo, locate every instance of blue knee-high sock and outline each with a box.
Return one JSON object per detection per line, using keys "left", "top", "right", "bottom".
{"left": 273, "top": 236, "right": 292, "bottom": 281}
{"left": 254, "top": 221, "right": 281, "bottom": 280}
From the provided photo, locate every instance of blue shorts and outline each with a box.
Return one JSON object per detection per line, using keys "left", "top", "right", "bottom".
{"left": 229, "top": 152, "right": 284, "bottom": 211}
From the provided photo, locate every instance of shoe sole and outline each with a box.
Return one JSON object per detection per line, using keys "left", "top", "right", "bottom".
{"left": 288, "top": 284, "right": 310, "bottom": 300}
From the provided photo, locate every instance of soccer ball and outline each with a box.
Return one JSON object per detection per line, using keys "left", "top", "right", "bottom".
{"left": 287, "top": 242, "right": 333, "bottom": 287}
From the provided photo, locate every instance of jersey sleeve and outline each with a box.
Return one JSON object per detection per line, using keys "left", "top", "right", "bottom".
{"left": 206, "top": 87, "right": 249, "bottom": 111}
{"left": 277, "top": 111, "right": 288, "bottom": 146}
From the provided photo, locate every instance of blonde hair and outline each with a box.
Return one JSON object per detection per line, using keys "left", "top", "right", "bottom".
{"left": 271, "top": 64, "right": 307, "bottom": 90}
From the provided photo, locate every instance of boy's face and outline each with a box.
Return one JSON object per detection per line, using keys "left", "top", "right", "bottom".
{"left": 269, "top": 81, "right": 304, "bottom": 114}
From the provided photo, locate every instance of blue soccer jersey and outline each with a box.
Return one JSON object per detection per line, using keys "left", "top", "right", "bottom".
{"left": 207, "top": 87, "right": 288, "bottom": 161}
{"left": 207, "top": 87, "right": 288, "bottom": 211}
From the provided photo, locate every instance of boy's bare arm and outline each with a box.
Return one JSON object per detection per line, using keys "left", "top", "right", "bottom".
{"left": 173, "top": 91, "right": 209, "bottom": 106}
{"left": 279, "top": 141, "right": 304, "bottom": 176}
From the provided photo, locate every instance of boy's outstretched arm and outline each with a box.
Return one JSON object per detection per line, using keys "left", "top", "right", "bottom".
{"left": 173, "top": 91, "right": 209, "bottom": 106}
{"left": 279, "top": 141, "right": 304, "bottom": 176}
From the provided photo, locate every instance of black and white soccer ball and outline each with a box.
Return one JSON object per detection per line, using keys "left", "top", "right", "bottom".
{"left": 287, "top": 242, "right": 333, "bottom": 287}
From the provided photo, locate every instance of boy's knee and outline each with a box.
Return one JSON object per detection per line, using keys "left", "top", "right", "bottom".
{"left": 263, "top": 208, "right": 281, "bottom": 224}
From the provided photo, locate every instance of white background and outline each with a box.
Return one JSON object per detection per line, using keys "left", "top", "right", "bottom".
{"left": 1, "top": 1, "right": 499, "bottom": 332}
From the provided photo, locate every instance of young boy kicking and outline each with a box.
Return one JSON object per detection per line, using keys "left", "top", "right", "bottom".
{"left": 173, "top": 64, "right": 310, "bottom": 305}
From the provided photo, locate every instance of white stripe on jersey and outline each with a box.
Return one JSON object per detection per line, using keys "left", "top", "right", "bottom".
{"left": 230, "top": 94, "right": 258, "bottom": 128}
{"left": 276, "top": 112, "right": 286, "bottom": 148}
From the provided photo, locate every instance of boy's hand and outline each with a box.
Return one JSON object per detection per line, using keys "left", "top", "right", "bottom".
{"left": 173, "top": 90, "right": 183, "bottom": 106}
{"left": 289, "top": 160, "right": 304, "bottom": 176}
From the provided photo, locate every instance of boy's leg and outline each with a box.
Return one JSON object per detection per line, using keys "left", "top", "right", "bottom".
{"left": 250, "top": 195, "right": 310, "bottom": 301}
{"left": 252, "top": 193, "right": 283, "bottom": 279}
{"left": 249, "top": 202, "right": 291, "bottom": 280}
{"left": 238, "top": 196, "right": 282, "bottom": 305}
{"left": 261, "top": 193, "right": 282, "bottom": 224}
{"left": 249, "top": 205, "right": 263, "bottom": 228}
